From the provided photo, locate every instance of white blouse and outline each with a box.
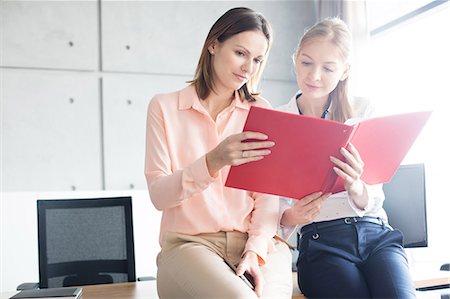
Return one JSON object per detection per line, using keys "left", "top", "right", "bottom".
{"left": 278, "top": 94, "right": 388, "bottom": 240}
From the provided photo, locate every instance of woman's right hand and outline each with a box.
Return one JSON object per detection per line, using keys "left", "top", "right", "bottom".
{"left": 206, "top": 131, "right": 274, "bottom": 177}
{"left": 280, "top": 192, "right": 330, "bottom": 227}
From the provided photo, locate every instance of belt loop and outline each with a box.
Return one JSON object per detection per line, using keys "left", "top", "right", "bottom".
{"left": 378, "top": 217, "right": 386, "bottom": 229}
{"left": 312, "top": 223, "right": 319, "bottom": 234}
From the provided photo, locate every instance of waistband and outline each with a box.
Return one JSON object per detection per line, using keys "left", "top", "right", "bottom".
{"left": 300, "top": 216, "right": 389, "bottom": 238}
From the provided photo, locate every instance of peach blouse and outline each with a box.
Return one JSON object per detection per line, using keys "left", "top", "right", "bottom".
{"left": 145, "top": 85, "right": 279, "bottom": 263}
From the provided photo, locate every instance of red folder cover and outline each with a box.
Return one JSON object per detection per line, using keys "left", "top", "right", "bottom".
{"left": 225, "top": 106, "right": 431, "bottom": 199}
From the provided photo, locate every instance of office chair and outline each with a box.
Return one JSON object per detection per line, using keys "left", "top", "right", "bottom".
{"left": 17, "top": 196, "right": 151, "bottom": 290}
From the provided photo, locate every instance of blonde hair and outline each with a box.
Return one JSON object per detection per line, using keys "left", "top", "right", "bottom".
{"left": 294, "top": 17, "right": 353, "bottom": 122}
{"left": 190, "top": 7, "right": 272, "bottom": 102}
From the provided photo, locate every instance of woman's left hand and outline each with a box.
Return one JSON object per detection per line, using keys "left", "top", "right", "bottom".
{"left": 236, "top": 251, "right": 263, "bottom": 297}
{"left": 330, "top": 143, "right": 365, "bottom": 197}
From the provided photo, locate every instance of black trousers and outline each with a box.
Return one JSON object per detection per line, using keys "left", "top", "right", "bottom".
{"left": 297, "top": 217, "right": 417, "bottom": 299}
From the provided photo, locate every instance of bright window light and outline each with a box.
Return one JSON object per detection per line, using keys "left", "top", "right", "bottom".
{"left": 366, "top": 2, "right": 450, "bottom": 261}
{"left": 367, "top": 3, "right": 449, "bottom": 161}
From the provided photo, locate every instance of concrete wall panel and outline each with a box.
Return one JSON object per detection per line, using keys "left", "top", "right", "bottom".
{"left": 1, "top": 70, "right": 102, "bottom": 191}
{"left": 102, "top": 74, "right": 191, "bottom": 190}
{"left": 1, "top": 1, "right": 99, "bottom": 70}
{"left": 101, "top": 1, "right": 315, "bottom": 81}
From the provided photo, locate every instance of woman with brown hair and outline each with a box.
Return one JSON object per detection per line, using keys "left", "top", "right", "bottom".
{"left": 145, "top": 7, "right": 292, "bottom": 299}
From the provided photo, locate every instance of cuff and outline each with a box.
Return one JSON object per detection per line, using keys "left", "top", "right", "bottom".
{"left": 347, "top": 190, "right": 367, "bottom": 216}
{"left": 244, "top": 235, "right": 274, "bottom": 265}
{"left": 186, "top": 155, "right": 216, "bottom": 189}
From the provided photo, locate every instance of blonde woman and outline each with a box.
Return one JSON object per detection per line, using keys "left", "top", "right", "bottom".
{"left": 279, "top": 18, "right": 416, "bottom": 298}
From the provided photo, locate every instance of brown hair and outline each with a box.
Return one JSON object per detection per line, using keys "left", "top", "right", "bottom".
{"left": 294, "top": 17, "right": 353, "bottom": 122}
{"left": 190, "top": 7, "right": 272, "bottom": 102}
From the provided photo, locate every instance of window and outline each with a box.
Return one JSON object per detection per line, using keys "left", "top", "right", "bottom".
{"left": 366, "top": 0, "right": 450, "bottom": 263}
{"left": 366, "top": 1, "right": 449, "bottom": 158}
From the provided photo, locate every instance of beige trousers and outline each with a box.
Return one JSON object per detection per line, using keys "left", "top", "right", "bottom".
{"left": 156, "top": 231, "right": 293, "bottom": 299}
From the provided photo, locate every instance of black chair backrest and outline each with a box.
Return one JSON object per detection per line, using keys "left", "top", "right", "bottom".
{"left": 37, "top": 196, "right": 136, "bottom": 288}
{"left": 383, "top": 163, "right": 428, "bottom": 248}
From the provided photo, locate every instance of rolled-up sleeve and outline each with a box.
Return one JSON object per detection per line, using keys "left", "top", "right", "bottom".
{"left": 244, "top": 192, "right": 279, "bottom": 265}
{"left": 348, "top": 183, "right": 385, "bottom": 215}
{"left": 278, "top": 197, "right": 299, "bottom": 240}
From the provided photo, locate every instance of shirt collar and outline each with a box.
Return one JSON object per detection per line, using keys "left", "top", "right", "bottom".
{"left": 286, "top": 94, "right": 300, "bottom": 112}
{"left": 178, "top": 85, "right": 199, "bottom": 110}
{"left": 233, "top": 90, "right": 251, "bottom": 110}
{"left": 178, "top": 85, "right": 250, "bottom": 111}
{"left": 294, "top": 90, "right": 333, "bottom": 119}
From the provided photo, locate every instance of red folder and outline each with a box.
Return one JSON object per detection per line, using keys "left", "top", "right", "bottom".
{"left": 225, "top": 107, "right": 431, "bottom": 199}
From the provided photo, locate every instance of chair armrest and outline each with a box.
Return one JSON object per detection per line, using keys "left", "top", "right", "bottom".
{"left": 16, "top": 282, "right": 39, "bottom": 291}
{"left": 137, "top": 276, "right": 156, "bottom": 281}
{"left": 441, "top": 263, "right": 450, "bottom": 271}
